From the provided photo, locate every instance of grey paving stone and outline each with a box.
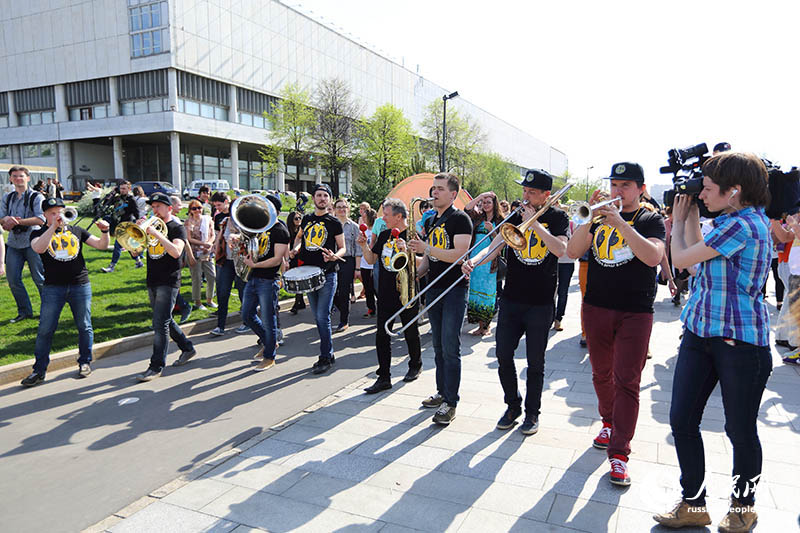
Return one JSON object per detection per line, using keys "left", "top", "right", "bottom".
{"left": 472, "top": 482, "right": 557, "bottom": 523}
{"left": 237, "top": 437, "right": 307, "bottom": 464}
{"left": 546, "top": 493, "right": 619, "bottom": 532}
{"left": 436, "top": 451, "right": 551, "bottom": 490}
{"left": 281, "top": 446, "right": 391, "bottom": 482}
{"left": 270, "top": 423, "right": 372, "bottom": 451}
{"left": 459, "top": 507, "right": 576, "bottom": 533}
{"left": 162, "top": 478, "right": 237, "bottom": 511}
{"left": 201, "top": 455, "right": 308, "bottom": 495}
{"left": 110, "top": 501, "right": 237, "bottom": 533}
{"left": 366, "top": 462, "right": 493, "bottom": 507}
{"left": 351, "top": 438, "right": 455, "bottom": 469}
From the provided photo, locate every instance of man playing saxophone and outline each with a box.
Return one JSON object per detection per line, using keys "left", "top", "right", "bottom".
{"left": 357, "top": 198, "right": 422, "bottom": 393}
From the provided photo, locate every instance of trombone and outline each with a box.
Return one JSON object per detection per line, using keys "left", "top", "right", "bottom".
{"left": 384, "top": 183, "right": 572, "bottom": 337}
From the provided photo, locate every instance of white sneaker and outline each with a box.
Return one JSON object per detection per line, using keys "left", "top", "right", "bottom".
{"left": 209, "top": 327, "right": 225, "bottom": 337}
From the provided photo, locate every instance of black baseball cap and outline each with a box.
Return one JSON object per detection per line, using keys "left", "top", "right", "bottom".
{"left": 266, "top": 193, "right": 282, "bottom": 213}
{"left": 312, "top": 183, "right": 333, "bottom": 197}
{"left": 604, "top": 162, "right": 645, "bottom": 185}
{"left": 516, "top": 169, "right": 553, "bottom": 191}
{"left": 147, "top": 191, "right": 172, "bottom": 206}
{"left": 713, "top": 142, "right": 732, "bottom": 153}
{"left": 42, "top": 197, "right": 65, "bottom": 211}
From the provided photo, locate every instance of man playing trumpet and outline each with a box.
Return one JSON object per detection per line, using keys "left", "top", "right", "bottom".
{"left": 566, "top": 162, "right": 666, "bottom": 486}
{"left": 358, "top": 198, "right": 422, "bottom": 393}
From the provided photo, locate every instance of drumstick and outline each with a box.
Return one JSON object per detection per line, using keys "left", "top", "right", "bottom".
{"left": 322, "top": 248, "right": 345, "bottom": 261}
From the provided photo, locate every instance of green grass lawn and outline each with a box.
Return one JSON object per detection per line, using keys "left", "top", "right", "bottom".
{"left": 0, "top": 211, "right": 295, "bottom": 367}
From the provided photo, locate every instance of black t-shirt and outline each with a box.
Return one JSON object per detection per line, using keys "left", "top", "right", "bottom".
{"left": 31, "top": 224, "right": 91, "bottom": 286}
{"left": 213, "top": 211, "right": 228, "bottom": 232}
{"left": 371, "top": 227, "right": 415, "bottom": 310}
{"left": 298, "top": 213, "right": 343, "bottom": 274}
{"left": 584, "top": 207, "right": 666, "bottom": 313}
{"left": 503, "top": 208, "right": 569, "bottom": 305}
{"left": 251, "top": 221, "right": 290, "bottom": 280}
{"left": 146, "top": 218, "right": 187, "bottom": 288}
{"left": 424, "top": 206, "right": 473, "bottom": 289}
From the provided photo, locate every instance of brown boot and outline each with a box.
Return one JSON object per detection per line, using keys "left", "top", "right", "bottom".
{"left": 653, "top": 500, "right": 711, "bottom": 528}
{"left": 718, "top": 498, "right": 757, "bottom": 533}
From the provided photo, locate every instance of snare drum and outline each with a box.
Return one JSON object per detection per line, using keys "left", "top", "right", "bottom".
{"left": 283, "top": 265, "right": 325, "bottom": 294}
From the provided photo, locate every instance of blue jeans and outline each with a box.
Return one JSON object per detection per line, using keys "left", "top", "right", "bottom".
{"left": 110, "top": 240, "right": 141, "bottom": 266}
{"left": 215, "top": 260, "right": 245, "bottom": 330}
{"left": 33, "top": 283, "right": 93, "bottom": 375}
{"left": 306, "top": 271, "right": 337, "bottom": 361}
{"left": 5, "top": 245, "right": 44, "bottom": 316}
{"left": 242, "top": 277, "right": 279, "bottom": 360}
{"left": 555, "top": 262, "right": 574, "bottom": 322}
{"left": 495, "top": 297, "right": 553, "bottom": 417}
{"left": 670, "top": 330, "right": 772, "bottom": 506}
{"left": 148, "top": 285, "right": 193, "bottom": 371}
{"left": 426, "top": 284, "right": 468, "bottom": 406}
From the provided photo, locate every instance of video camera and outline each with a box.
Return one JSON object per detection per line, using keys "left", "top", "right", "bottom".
{"left": 660, "top": 142, "right": 720, "bottom": 218}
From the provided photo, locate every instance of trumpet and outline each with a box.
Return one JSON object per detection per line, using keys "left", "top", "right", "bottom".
{"left": 60, "top": 206, "right": 78, "bottom": 225}
{"left": 569, "top": 195, "right": 622, "bottom": 225}
{"left": 115, "top": 216, "right": 168, "bottom": 255}
{"left": 384, "top": 184, "right": 572, "bottom": 336}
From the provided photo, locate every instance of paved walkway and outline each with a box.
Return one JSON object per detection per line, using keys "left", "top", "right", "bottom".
{"left": 90, "top": 285, "right": 799, "bottom": 532}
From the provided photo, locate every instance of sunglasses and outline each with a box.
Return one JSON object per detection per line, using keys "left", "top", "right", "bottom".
{"left": 190, "top": 206, "right": 202, "bottom": 211}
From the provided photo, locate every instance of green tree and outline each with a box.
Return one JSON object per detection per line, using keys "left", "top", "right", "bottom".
{"left": 262, "top": 83, "right": 316, "bottom": 194}
{"left": 312, "top": 78, "right": 362, "bottom": 197}
{"left": 461, "top": 152, "right": 522, "bottom": 200}
{"left": 420, "top": 100, "right": 486, "bottom": 176}
{"left": 359, "top": 103, "right": 416, "bottom": 186}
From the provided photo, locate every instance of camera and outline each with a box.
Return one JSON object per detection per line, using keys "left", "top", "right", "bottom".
{"left": 660, "top": 142, "right": 720, "bottom": 218}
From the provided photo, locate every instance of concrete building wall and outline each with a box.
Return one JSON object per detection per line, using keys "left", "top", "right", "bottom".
{"left": 73, "top": 141, "right": 115, "bottom": 181}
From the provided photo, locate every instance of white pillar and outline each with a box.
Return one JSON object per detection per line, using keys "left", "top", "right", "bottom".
{"left": 230, "top": 141, "right": 239, "bottom": 189}
{"left": 54, "top": 84, "right": 68, "bottom": 122}
{"left": 57, "top": 141, "right": 73, "bottom": 188}
{"left": 108, "top": 76, "right": 120, "bottom": 117}
{"left": 10, "top": 145, "right": 21, "bottom": 163}
{"left": 228, "top": 84, "right": 237, "bottom": 123}
{"left": 170, "top": 132, "right": 181, "bottom": 189}
{"left": 8, "top": 92, "right": 18, "bottom": 127}
{"left": 315, "top": 161, "right": 322, "bottom": 185}
{"left": 112, "top": 137, "right": 124, "bottom": 180}
{"left": 346, "top": 163, "right": 352, "bottom": 194}
{"left": 167, "top": 68, "right": 178, "bottom": 111}
{"left": 277, "top": 152, "right": 286, "bottom": 191}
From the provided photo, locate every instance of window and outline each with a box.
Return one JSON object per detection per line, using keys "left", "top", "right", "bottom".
{"left": 40, "top": 144, "right": 54, "bottom": 157}
{"left": 0, "top": 116, "right": 8, "bottom": 128}
{"left": 148, "top": 98, "right": 162, "bottom": 113}
{"left": 178, "top": 98, "right": 228, "bottom": 121}
{"left": 30, "top": 113, "right": 42, "bottom": 125}
{"left": 94, "top": 105, "right": 107, "bottom": 118}
{"left": 200, "top": 103, "right": 214, "bottom": 119}
{"left": 0, "top": 146, "right": 9, "bottom": 159}
{"left": 80, "top": 107, "right": 92, "bottom": 120}
{"left": 134, "top": 100, "right": 148, "bottom": 114}
{"left": 129, "top": 1, "right": 168, "bottom": 58}
{"left": 121, "top": 102, "right": 134, "bottom": 115}
{"left": 23, "top": 145, "right": 39, "bottom": 158}
{"left": 238, "top": 111, "right": 271, "bottom": 130}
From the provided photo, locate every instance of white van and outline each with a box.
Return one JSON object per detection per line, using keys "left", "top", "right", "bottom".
{"left": 183, "top": 180, "right": 230, "bottom": 199}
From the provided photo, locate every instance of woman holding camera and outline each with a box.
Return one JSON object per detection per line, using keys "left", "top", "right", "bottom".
{"left": 654, "top": 153, "right": 772, "bottom": 533}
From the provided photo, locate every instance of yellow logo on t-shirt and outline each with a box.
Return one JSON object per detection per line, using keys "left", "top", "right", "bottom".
{"left": 304, "top": 222, "right": 328, "bottom": 251}
{"left": 592, "top": 221, "right": 635, "bottom": 267}
{"left": 514, "top": 223, "right": 550, "bottom": 266}
{"left": 48, "top": 229, "right": 80, "bottom": 262}
{"left": 427, "top": 227, "right": 449, "bottom": 262}
{"left": 382, "top": 238, "right": 400, "bottom": 270}
{"left": 148, "top": 239, "right": 166, "bottom": 259}
{"left": 257, "top": 232, "right": 271, "bottom": 258}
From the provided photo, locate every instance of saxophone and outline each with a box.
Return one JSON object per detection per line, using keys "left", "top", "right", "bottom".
{"left": 395, "top": 197, "right": 428, "bottom": 307}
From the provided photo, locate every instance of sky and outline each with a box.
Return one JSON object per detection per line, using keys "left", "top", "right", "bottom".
{"left": 283, "top": 0, "right": 800, "bottom": 187}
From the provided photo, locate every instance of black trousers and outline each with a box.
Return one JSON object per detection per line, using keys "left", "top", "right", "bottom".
{"left": 334, "top": 256, "right": 356, "bottom": 325}
{"left": 376, "top": 299, "right": 421, "bottom": 380}
{"left": 361, "top": 268, "right": 375, "bottom": 312}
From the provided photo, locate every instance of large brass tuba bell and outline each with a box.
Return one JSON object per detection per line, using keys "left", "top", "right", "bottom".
{"left": 229, "top": 194, "right": 279, "bottom": 282}
{"left": 115, "top": 216, "right": 168, "bottom": 255}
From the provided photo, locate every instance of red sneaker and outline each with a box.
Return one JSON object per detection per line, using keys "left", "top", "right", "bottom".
{"left": 593, "top": 422, "right": 612, "bottom": 449}
{"left": 609, "top": 454, "right": 631, "bottom": 486}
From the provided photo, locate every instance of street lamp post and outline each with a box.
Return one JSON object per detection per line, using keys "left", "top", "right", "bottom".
{"left": 585, "top": 165, "right": 594, "bottom": 201}
{"left": 441, "top": 91, "right": 459, "bottom": 172}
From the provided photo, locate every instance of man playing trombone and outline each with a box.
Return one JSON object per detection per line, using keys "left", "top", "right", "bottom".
{"left": 462, "top": 169, "right": 568, "bottom": 435}
{"left": 407, "top": 173, "right": 473, "bottom": 425}
{"left": 358, "top": 198, "right": 422, "bottom": 393}
{"left": 566, "top": 162, "right": 666, "bottom": 487}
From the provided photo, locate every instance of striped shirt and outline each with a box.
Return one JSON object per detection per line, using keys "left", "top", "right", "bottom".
{"left": 681, "top": 207, "right": 771, "bottom": 346}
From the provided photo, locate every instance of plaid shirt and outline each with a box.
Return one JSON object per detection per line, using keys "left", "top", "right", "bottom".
{"left": 681, "top": 207, "right": 771, "bottom": 346}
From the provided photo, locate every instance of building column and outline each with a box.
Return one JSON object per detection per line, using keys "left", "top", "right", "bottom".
{"left": 167, "top": 68, "right": 178, "bottom": 111}
{"left": 57, "top": 141, "right": 73, "bottom": 188}
{"left": 170, "top": 132, "right": 181, "bottom": 189}
{"left": 54, "top": 84, "right": 68, "bottom": 122}
{"left": 230, "top": 141, "right": 239, "bottom": 189}
{"left": 277, "top": 152, "right": 285, "bottom": 191}
{"left": 10, "top": 145, "right": 21, "bottom": 163}
{"left": 228, "top": 84, "right": 237, "bottom": 123}
{"left": 8, "top": 92, "right": 18, "bottom": 127}
{"left": 346, "top": 163, "right": 352, "bottom": 194}
{"left": 112, "top": 137, "right": 124, "bottom": 181}
{"left": 315, "top": 161, "right": 322, "bottom": 185}
{"left": 108, "top": 76, "right": 120, "bottom": 117}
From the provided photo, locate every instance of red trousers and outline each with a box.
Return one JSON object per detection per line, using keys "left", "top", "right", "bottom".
{"left": 583, "top": 302, "right": 653, "bottom": 458}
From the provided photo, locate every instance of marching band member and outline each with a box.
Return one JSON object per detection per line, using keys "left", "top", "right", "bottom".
{"left": 137, "top": 192, "right": 196, "bottom": 381}
{"left": 566, "top": 162, "right": 666, "bottom": 486}
{"left": 655, "top": 153, "right": 772, "bottom": 531}
{"left": 239, "top": 194, "right": 290, "bottom": 371}
{"left": 21, "top": 198, "right": 110, "bottom": 386}
{"left": 407, "top": 173, "right": 472, "bottom": 425}
{"left": 101, "top": 180, "right": 144, "bottom": 273}
{"left": 358, "top": 198, "right": 422, "bottom": 393}
{"left": 209, "top": 192, "right": 245, "bottom": 337}
{"left": 288, "top": 184, "right": 345, "bottom": 374}
{"left": 462, "top": 169, "right": 568, "bottom": 435}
